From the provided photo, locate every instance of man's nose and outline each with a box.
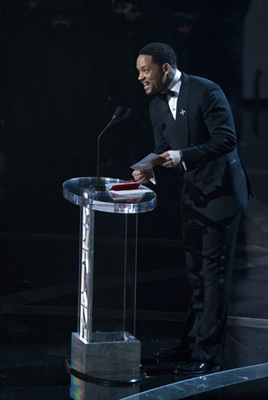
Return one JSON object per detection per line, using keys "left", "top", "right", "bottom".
{"left": 138, "top": 72, "right": 144, "bottom": 81}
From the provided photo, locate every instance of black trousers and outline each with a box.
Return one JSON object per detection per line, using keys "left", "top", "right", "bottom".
{"left": 180, "top": 205, "right": 242, "bottom": 364}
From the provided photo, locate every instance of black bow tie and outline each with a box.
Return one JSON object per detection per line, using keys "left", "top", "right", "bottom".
{"left": 158, "top": 90, "right": 176, "bottom": 100}
{"left": 166, "top": 89, "right": 176, "bottom": 97}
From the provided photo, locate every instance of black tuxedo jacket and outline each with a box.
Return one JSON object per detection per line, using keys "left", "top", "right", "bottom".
{"left": 150, "top": 72, "right": 249, "bottom": 221}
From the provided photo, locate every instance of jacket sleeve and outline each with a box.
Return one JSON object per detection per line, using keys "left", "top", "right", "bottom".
{"left": 180, "top": 83, "right": 236, "bottom": 171}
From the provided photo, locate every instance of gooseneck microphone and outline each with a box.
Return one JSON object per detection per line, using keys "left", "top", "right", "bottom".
{"left": 90, "top": 106, "right": 131, "bottom": 192}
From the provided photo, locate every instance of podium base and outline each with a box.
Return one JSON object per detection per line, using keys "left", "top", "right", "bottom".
{"left": 70, "top": 331, "right": 141, "bottom": 379}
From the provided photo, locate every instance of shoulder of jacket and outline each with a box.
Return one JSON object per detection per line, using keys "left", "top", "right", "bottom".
{"left": 187, "top": 74, "right": 220, "bottom": 90}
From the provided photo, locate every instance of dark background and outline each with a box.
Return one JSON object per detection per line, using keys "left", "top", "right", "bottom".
{"left": 0, "top": 0, "right": 253, "bottom": 230}
{"left": 1, "top": 3, "right": 268, "bottom": 399}
{"left": 0, "top": 0, "right": 267, "bottom": 315}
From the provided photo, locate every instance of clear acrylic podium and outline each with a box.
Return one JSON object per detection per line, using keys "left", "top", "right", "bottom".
{"left": 62, "top": 177, "right": 156, "bottom": 383}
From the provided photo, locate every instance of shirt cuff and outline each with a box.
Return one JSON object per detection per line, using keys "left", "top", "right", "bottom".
{"left": 168, "top": 149, "right": 187, "bottom": 170}
{"left": 168, "top": 150, "right": 181, "bottom": 166}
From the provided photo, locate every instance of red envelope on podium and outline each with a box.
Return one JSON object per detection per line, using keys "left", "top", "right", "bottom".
{"left": 109, "top": 181, "right": 141, "bottom": 191}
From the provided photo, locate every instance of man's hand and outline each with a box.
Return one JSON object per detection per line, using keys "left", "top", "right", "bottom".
{"left": 160, "top": 150, "right": 182, "bottom": 168}
{"left": 132, "top": 169, "right": 152, "bottom": 183}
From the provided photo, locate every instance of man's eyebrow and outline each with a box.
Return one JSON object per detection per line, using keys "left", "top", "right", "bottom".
{"left": 136, "top": 63, "right": 150, "bottom": 70}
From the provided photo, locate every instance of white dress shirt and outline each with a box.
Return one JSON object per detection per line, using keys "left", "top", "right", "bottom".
{"left": 167, "top": 69, "right": 182, "bottom": 120}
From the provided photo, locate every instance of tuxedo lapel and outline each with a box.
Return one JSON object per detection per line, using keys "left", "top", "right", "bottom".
{"left": 175, "top": 73, "right": 190, "bottom": 148}
{"left": 152, "top": 73, "right": 190, "bottom": 151}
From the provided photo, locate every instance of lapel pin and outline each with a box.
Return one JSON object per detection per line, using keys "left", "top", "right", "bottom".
{"left": 180, "top": 109, "right": 186, "bottom": 115}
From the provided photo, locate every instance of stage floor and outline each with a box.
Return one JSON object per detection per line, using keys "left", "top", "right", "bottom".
{"left": 1, "top": 196, "right": 268, "bottom": 400}
{"left": 0, "top": 316, "right": 267, "bottom": 399}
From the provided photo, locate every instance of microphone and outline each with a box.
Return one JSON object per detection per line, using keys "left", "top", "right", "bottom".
{"left": 90, "top": 106, "right": 130, "bottom": 192}
{"left": 111, "top": 106, "right": 123, "bottom": 121}
{"left": 109, "top": 107, "right": 131, "bottom": 126}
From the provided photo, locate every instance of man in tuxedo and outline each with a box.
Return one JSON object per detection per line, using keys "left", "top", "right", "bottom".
{"left": 132, "top": 42, "right": 250, "bottom": 375}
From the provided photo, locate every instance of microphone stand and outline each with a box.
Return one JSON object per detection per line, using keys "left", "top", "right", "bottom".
{"left": 90, "top": 106, "right": 123, "bottom": 192}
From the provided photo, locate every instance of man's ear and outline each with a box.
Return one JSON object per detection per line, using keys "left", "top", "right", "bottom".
{"left": 162, "top": 63, "right": 171, "bottom": 75}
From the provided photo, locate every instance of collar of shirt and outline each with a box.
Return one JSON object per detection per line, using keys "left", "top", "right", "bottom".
{"left": 167, "top": 69, "right": 182, "bottom": 96}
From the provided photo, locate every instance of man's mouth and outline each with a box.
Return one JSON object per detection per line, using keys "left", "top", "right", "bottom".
{"left": 143, "top": 82, "right": 150, "bottom": 91}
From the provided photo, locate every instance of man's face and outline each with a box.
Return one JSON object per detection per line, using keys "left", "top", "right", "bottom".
{"left": 136, "top": 54, "right": 169, "bottom": 96}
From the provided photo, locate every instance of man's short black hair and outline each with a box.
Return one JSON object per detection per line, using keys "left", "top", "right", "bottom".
{"left": 139, "top": 42, "right": 177, "bottom": 69}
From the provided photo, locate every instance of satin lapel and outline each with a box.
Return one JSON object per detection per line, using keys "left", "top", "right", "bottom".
{"left": 175, "top": 73, "right": 190, "bottom": 148}
{"left": 159, "top": 96, "right": 171, "bottom": 130}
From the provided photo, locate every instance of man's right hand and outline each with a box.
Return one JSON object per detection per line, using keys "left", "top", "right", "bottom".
{"left": 132, "top": 169, "right": 152, "bottom": 183}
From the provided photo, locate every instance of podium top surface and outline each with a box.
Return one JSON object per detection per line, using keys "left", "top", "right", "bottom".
{"left": 62, "top": 177, "right": 156, "bottom": 214}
